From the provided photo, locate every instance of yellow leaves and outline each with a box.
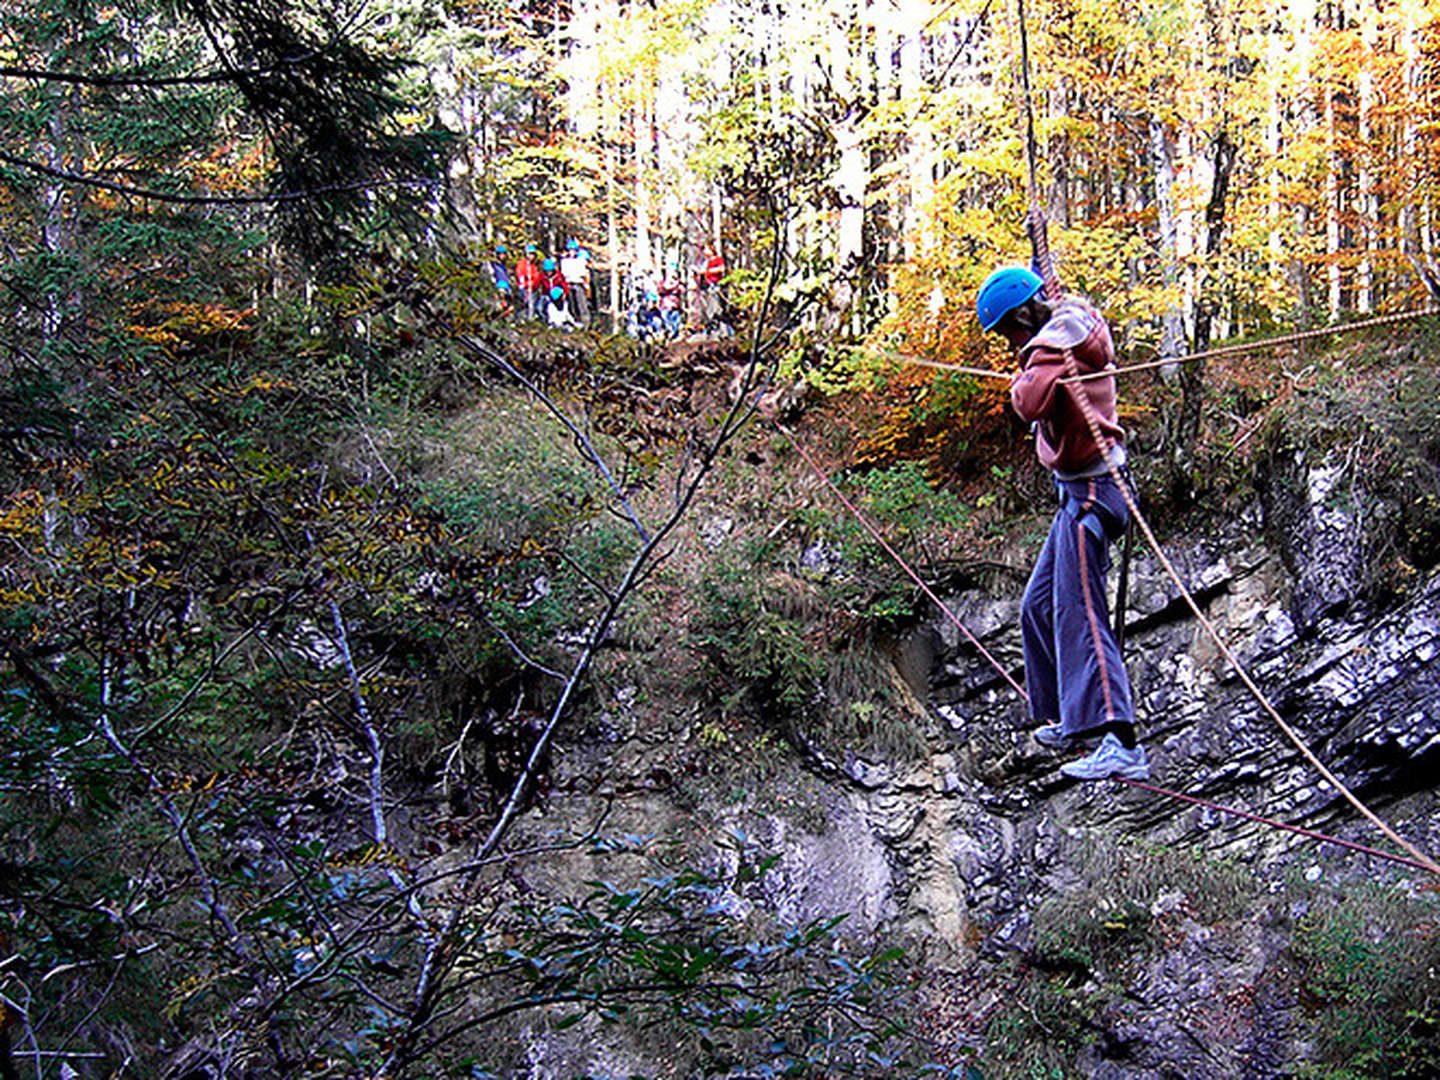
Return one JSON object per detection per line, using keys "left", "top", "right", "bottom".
{"left": 327, "top": 842, "right": 408, "bottom": 872}
{"left": 243, "top": 373, "right": 293, "bottom": 395}
{"left": 165, "top": 969, "right": 225, "bottom": 1022}
{"left": 159, "top": 771, "right": 220, "bottom": 794}
{"left": 0, "top": 489, "right": 45, "bottom": 538}
{"left": 126, "top": 301, "right": 255, "bottom": 353}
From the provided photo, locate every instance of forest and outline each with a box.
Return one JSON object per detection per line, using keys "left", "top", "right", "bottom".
{"left": 3, "top": 0, "right": 1440, "bottom": 1076}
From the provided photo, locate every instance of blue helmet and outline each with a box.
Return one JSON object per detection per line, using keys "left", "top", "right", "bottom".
{"left": 976, "top": 266, "right": 1043, "bottom": 331}
{"left": 542, "top": 258, "right": 556, "bottom": 272}
{"left": 495, "top": 243, "right": 507, "bottom": 256}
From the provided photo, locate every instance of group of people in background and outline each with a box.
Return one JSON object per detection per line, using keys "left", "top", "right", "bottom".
{"left": 487, "top": 240, "right": 593, "bottom": 330}
{"left": 483, "top": 237, "right": 731, "bottom": 340}
{"left": 626, "top": 247, "right": 730, "bottom": 342}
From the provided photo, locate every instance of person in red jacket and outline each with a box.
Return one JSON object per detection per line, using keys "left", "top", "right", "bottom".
{"left": 514, "top": 244, "right": 544, "bottom": 322}
{"left": 540, "top": 257, "right": 568, "bottom": 304}
{"left": 977, "top": 265, "right": 1149, "bottom": 782}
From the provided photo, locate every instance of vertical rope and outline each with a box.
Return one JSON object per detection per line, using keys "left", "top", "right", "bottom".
{"left": 1009, "top": 0, "right": 1434, "bottom": 875}
{"left": 1017, "top": 0, "right": 1041, "bottom": 201}
{"left": 1016, "top": 0, "right": 1062, "bottom": 300}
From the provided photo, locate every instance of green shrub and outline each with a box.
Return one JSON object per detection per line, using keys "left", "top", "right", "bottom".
{"left": 1292, "top": 883, "right": 1440, "bottom": 1079}
{"left": 1032, "top": 835, "right": 1257, "bottom": 971}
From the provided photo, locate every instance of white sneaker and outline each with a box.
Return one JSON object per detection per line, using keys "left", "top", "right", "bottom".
{"left": 1060, "top": 732, "right": 1150, "bottom": 781}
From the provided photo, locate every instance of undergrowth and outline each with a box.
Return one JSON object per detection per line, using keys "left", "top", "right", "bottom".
{"left": 693, "top": 459, "right": 976, "bottom": 763}
{"left": 1289, "top": 878, "right": 1440, "bottom": 1079}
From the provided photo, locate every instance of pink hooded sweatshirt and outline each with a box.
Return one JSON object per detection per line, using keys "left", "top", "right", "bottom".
{"left": 1009, "top": 297, "right": 1125, "bottom": 475}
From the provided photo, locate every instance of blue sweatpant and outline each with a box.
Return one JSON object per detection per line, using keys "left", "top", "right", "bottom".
{"left": 1021, "top": 474, "right": 1134, "bottom": 736}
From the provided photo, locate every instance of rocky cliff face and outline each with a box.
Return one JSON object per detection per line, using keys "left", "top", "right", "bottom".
{"left": 772, "top": 448, "right": 1440, "bottom": 1077}
{"left": 524, "top": 445, "right": 1440, "bottom": 1079}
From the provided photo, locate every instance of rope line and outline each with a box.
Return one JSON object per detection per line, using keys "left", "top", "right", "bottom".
{"left": 885, "top": 304, "right": 1437, "bottom": 386}
{"left": 775, "top": 414, "right": 1438, "bottom": 876}
{"left": 775, "top": 424, "right": 1028, "bottom": 702}
{"left": 1112, "top": 778, "right": 1440, "bottom": 875}
{"left": 1058, "top": 347, "right": 1440, "bottom": 876}
{"left": 1062, "top": 305, "right": 1439, "bottom": 385}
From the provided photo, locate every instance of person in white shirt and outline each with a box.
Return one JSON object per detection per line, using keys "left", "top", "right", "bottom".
{"left": 545, "top": 286, "right": 576, "bottom": 330}
{"left": 559, "top": 239, "right": 591, "bottom": 326}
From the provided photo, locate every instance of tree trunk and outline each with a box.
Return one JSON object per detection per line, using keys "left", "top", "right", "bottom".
{"left": 1149, "top": 115, "right": 1187, "bottom": 363}
{"left": 1357, "top": 0, "right": 1376, "bottom": 312}
{"left": 1325, "top": 71, "right": 1342, "bottom": 318}
{"left": 1170, "top": 128, "right": 1235, "bottom": 501}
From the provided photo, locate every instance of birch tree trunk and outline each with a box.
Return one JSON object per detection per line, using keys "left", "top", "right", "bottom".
{"left": 828, "top": 0, "right": 866, "bottom": 337}
{"left": 633, "top": 95, "right": 652, "bottom": 277}
{"left": 42, "top": 83, "right": 68, "bottom": 341}
{"left": 898, "top": 14, "right": 926, "bottom": 257}
{"left": 1149, "top": 115, "right": 1187, "bottom": 363}
{"left": 1357, "top": 0, "right": 1376, "bottom": 312}
{"left": 1325, "top": 69, "right": 1342, "bottom": 318}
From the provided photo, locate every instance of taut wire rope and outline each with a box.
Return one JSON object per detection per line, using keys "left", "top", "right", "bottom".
{"left": 1057, "top": 348, "right": 1440, "bottom": 876}
{"left": 883, "top": 304, "right": 1437, "bottom": 386}
{"left": 1008, "top": 0, "right": 1438, "bottom": 875}
{"left": 1112, "top": 777, "right": 1440, "bottom": 875}
{"left": 771, "top": 418, "right": 1439, "bottom": 876}
{"left": 777, "top": 424, "right": 1027, "bottom": 702}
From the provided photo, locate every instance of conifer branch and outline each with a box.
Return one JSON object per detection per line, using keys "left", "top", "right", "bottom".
{"left": 0, "top": 52, "right": 327, "bottom": 87}
{"left": 0, "top": 149, "right": 435, "bottom": 205}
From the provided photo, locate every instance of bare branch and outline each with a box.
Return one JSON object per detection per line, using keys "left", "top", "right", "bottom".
{"left": 480, "top": 615, "right": 568, "bottom": 681}
{"left": 384, "top": 232, "right": 788, "bottom": 1076}
{"left": 95, "top": 657, "right": 241, "bottom": 947}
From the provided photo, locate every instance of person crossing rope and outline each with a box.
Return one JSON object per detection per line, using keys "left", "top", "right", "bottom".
{"left": 977, "top": 265, "right": 1150, "bottom": 781}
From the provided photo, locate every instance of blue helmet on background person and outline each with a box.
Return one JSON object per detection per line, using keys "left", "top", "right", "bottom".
{"left": 543, "top": 258, "right": 556, "bottom": 272}
{"left": 976, "top": 266, "right": 1044, "bottom": 331}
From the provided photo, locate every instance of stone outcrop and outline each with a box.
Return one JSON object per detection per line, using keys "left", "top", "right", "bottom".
{"left": 525, "top": 448, "right": 1440, "bottom": 1078}
{"left": 822, "top": 450, "right": 1440, "bottom": 1077}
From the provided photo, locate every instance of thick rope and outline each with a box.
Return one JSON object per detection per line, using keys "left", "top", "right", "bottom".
{"left": 774, "top": 415, "right": 1440, "bottom": 876}
{"left": 1016, "top": 0, "right": 1062, "bottom": 303}
{"left": 776, "top": 424, "right": 1028, "bottom": 701}
{"left": 1059, "top": 347, "right": 1440, "bottom": 876}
